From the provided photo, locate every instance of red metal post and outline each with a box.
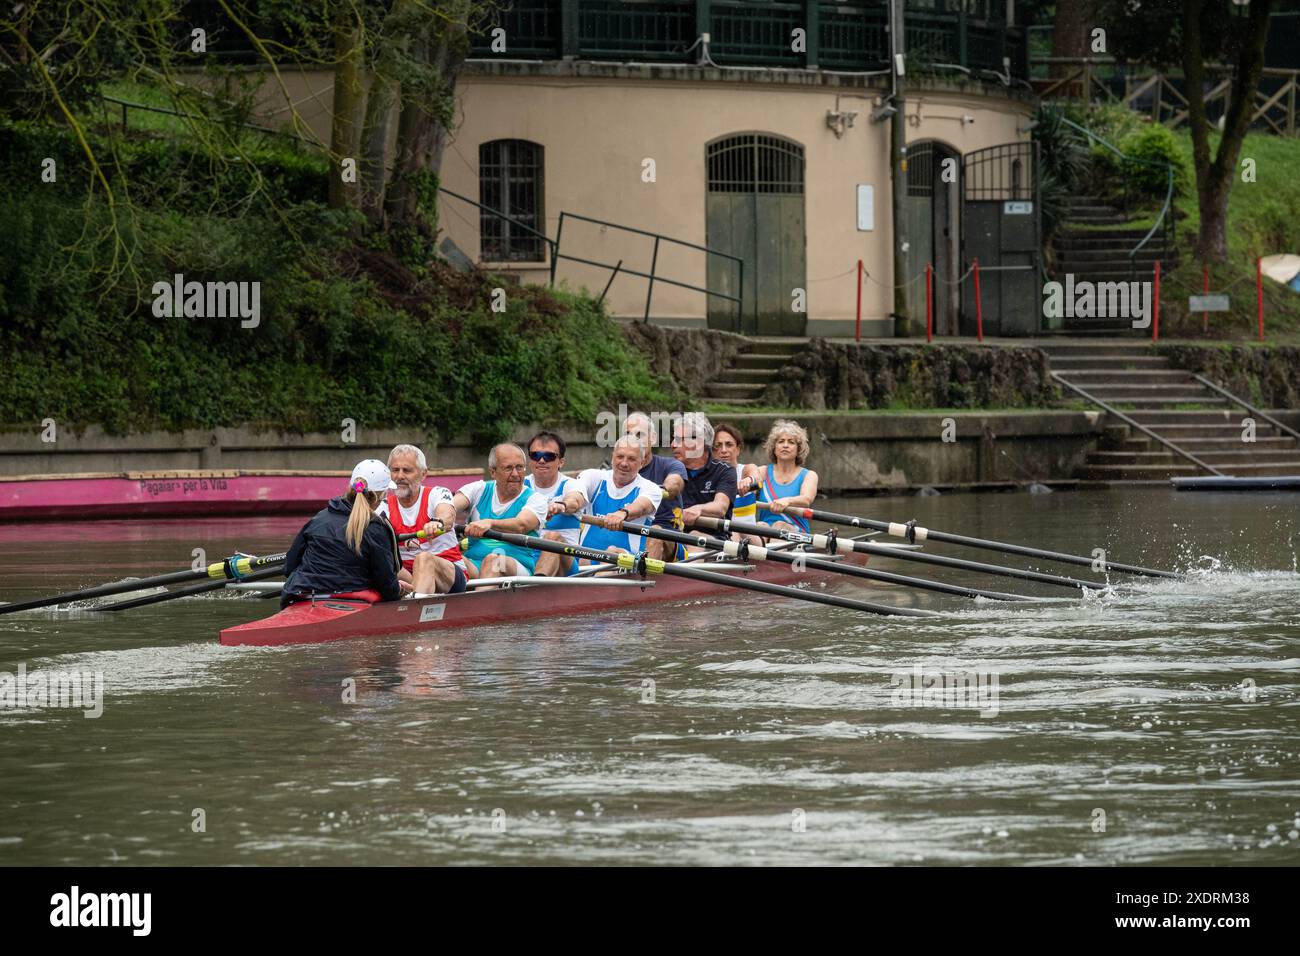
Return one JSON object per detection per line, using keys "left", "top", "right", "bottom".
{"left": 855, "top": 259, "right": 863, "bottom": 342}
{"left": 973, "top": 258, "right": 983, "bottom": 342}
{"left": 1257, "top": 257, "right": 1265, "bottom": 341}
{"left": 925, "top": 262, "right": 933, "bottom": 343}
{"left": 1152, "top": 260, "right": 1161, "bottom": 343}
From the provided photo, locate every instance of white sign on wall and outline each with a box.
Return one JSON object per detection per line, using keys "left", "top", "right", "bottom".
{"left": 1003, "top": 201, "right": 1033, "bottom": 215}
{"left": 857, "top": 185, "right": 874, "bottom": 231}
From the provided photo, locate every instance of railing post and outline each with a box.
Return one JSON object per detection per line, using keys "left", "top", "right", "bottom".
{"left": 855, "top": 259, "right": 863, "bottom": 342}
{"left": 550, "top": 214, "right": 565, "bottom": 287}
{"left": 1288, "top": 75, "right": 1296, "bottom": 137}
{"left": 561, "top": 0, "right": 580, "bottom": 59}
{"left": 696, "top": 0, "right": 711, "bottom": 61}
{"left": 973, "top": 258, "right": 983, "bottom": 342}
{"left": 644, "top": 235, "right": 660, "bottom": 324}
{"left": 925, "top": 263, "right": 933, "bottom": 343}
{"left": 805, "top": 0, "right": 819, "bottom": 69}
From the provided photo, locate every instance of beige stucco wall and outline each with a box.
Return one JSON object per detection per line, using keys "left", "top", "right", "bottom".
{"left": 224, "top": 64, "right": 1033, "bottom": 336}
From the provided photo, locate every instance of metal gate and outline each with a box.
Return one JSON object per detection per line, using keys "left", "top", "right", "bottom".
{"left": 706, "top": 133, "right": 807, "bottom": 335}
{"left": 961, "top": 142, "right": 1041, "bottom": 335}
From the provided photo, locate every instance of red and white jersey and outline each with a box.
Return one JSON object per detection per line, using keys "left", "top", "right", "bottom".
{"left": 378, "top": 486, "right": 463, "bottom": 570}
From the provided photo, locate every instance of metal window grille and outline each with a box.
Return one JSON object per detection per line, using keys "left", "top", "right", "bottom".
{"left": 479, "top": 140, "right": 546, "bottom": 261}
{"left": 907, "top": 142, "right": 935, "bottom": 197}
{"left": 706, "top": 134, "right": 805, "bottom": 194}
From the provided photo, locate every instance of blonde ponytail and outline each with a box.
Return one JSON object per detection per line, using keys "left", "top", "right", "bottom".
{"left": 345, "top": 490, "right": 381, "bottom": 554}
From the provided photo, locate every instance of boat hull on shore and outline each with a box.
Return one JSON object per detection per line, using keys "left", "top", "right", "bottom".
{"left": 0, "top": 470, "right": 479, "bottom": 521}
{"left": 220, "top": 552, "right": 872, "bottom": 647}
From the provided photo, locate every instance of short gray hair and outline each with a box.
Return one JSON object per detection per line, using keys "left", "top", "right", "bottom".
{"left": 675, "top": 412, "right": 714, "bottom": 448}
{"left": 387, "top": 444, "right": 427, "bottom": 471}
{"left": 488, "top": 442, "right": 526, "bottom": 469}
{"left": 623, "top": 411, "right": 652, "bottom": 434}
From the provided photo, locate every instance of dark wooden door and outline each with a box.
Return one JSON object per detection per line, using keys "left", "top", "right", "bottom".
{"left": 706, "top": 134, "right": 806, "bottom": 335}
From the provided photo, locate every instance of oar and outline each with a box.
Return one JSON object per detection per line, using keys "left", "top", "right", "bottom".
{"left": 586, "top": 517, "right": 1040, "bottom": 603}
{"left": 464, "top": 529, "right": 937, "bottom": 618}
{"left": 0, "top": 552, "right": 289, "bottom": 616}
{"left": 696, "top": 517, "right": 1104, "bottom": 591}
{"left": 99, "top": 565, "right": 286, "bottom": 612}
{"left": 0, "top": 525, "right": 436, "bottom": 617}
{"left": 781, "top": 506, "right": 1180, "bottom": 580}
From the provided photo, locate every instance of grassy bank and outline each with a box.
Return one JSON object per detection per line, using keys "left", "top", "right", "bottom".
{"left": 0, "top": 103, "right": 676, "bottom": 445}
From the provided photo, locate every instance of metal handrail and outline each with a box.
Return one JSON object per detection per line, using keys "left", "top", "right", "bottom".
{"left": 1051, "top": 372, "right": 1226, "bottom": 476}
{"left": 552, "top": 211, "right": 743, "bottom": 324}
{"left": 100, "top": 93, "right": 298, "bottom": 141}
{"left": 1190, "top": 374, "right": 1300, "bottom": 444}
{"left": 439, "top": 186, "right": 558, "bottom": 256}
{"left": 1053, "top": 116, "right": 1176, "bottom": 280}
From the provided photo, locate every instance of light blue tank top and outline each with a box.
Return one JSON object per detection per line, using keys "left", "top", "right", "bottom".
{"left": 756, "top": 464, "right": 811, "bottom": 532}
{"left": 463, "top": 480, "right": 540, "bottom": 572}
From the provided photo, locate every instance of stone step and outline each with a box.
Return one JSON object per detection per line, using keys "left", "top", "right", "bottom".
{"left": 744, "top": 337, "right": 809, "bottom": 355}
{"left": 1085, "top": 384, "right": 1218, "bottom": 399}
{"left": 704, "top": 397, "right": 766, "bottom": 407}
{"left": 1107, "top": 398, "right": 1229, "bottom": 408}
{"left": 1054, "top": 228, "right": 1166, "bottom": 241}
{"left": 1129, "top": 424, "right": 1287, "bottom": 441}
{"left": 1088, "top": 449, "right": 1300, "bottom": 465}
{"left": 1067, "top": 215, "right": 1131, "bottom": 225}
{"left": 704, "top": 382, "right": 767, "bottom": 398}
{"left": 1080, "top": 463, "right": 1199, "bottom": 480}
{"left": 1118, "top": 436, "right": 1298, "bottom": 452}
{"left": 733, "top": 352, "right": 795, "bottom": 370}
{"left": 1049, "top": 355, "right": 1172, "bottom": 369}
{"left": 1125, "top": 410, "right": 1259, "bottom": 424}
{"left": 719, "top": 368, "right": 777, "bottom": 384}
{"left": 1056, "top": 369, "right": 1193, "bottom": 384}
{"left": 1050, "top": 248, "right": 1167, "bottom": 263}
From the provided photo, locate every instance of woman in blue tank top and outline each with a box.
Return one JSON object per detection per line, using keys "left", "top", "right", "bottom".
{"left": 743, "top": 419, "right": 819, "bottom": 534}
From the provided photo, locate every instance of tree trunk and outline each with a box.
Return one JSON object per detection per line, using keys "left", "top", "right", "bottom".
{"left": 385, "top": 4, "right": 470, "bottom": 241}
{"left": 1049, "top": 0, "right": 1095, "bottom": 95}
{"left": 328, "top": 9, "right": 366, "bottom": 212}
{"left": 1183, "top": 0, "right": 1273, "bottom": 262}
{"left": 358, "top": 0, "right": 416, "bottom": 229}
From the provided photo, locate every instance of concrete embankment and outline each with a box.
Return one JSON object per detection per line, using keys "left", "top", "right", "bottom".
{"left": 0, "top": 410, "right": 1112, "bottom": 495}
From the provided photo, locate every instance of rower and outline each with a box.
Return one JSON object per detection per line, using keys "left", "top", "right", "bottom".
{"left": 624, "top": 410, "right": 685, "bottom": 562}
{"left": 452, "top": 443, "right": 549, "bottom": 579}
{"left": 744, "top": 419, "right": 820, "bottom": 534}
{"left": 380, "top": 443, "right": 466, "bottom": 596}
{"left": 523, "top": 431, "right": 581, "bottom": 576}
{"left": 670, "top": 413, "right": 736, "bottom": 537}
{"left": 280, "top": 459, "right": 405, "bottom": 608}
{"left": 713, "top": 423, "right": 757, "bottom": 523}
{"left": 556, "top": 435, "right": 662, "bottom": 558}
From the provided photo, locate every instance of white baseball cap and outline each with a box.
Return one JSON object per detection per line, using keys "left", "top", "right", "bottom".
{"left": 349, "top": 459, "right": 397, "bottom": 494}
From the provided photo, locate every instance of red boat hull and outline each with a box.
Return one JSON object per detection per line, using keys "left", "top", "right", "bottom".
{"left": 220, "top": 553, "right": 871, "bottom": 647}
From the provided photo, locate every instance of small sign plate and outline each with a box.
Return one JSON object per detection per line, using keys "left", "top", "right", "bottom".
{"left": 1003, "top": 201, "right": 1033, "bottom": 215}
{"left": 419, "top": 603, "right": 446, "bottom": 623}
{"left": 1188, "top": 294, "right": 1230, "bottom": 312}
{"left": 857, "top": 184, "right": 874, "bottom": 231}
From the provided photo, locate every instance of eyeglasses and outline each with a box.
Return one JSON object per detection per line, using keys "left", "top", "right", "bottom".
{"left": 529, "top": 451, "right": 559, "bottom": 463}
{"left": 499, "top": 464, "right": 527, "bottom": 473}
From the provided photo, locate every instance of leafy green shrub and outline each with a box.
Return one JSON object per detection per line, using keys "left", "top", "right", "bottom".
{"left": 1120, "top": 123, "right": 1191, "bottom": 200}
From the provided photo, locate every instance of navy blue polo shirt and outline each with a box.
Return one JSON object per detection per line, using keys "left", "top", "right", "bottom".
{"left": 681, "top": 456, "right": 737, "bottom": 537}
{"left": 639, "top": 454, "right": 687, "bottom": 527}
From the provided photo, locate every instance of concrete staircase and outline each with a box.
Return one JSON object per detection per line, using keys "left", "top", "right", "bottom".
{"left": 1045, "top": 342, "right": 1300, "bottom": 479}
{"left": 703, "top": 337, "right": 807, "bottom": 406}
{"left": 1051, "top": 195, "right": 1178, "bottom": 333}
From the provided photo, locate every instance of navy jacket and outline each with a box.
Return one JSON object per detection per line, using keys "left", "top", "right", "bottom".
{"left": 280, "top": 497, "right": 402, "bottom": 607}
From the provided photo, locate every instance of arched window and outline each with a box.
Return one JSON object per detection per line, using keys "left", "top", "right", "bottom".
{"left": 706, "top": 134, "right": 804, "bottom": 195}
{"left": 479, "top": 139, "right": 545, "bottom": 261}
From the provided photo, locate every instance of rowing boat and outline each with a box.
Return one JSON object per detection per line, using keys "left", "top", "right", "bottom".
{"left": 219, "top": 551, "right": 871, "bottom": 647}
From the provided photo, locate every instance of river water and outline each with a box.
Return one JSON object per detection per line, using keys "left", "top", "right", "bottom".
{"left": 1, "top": 487, "right": 1297, "bottom": 866}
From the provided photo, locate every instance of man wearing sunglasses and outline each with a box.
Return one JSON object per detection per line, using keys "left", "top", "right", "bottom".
{"left": 523, "top": 431, "right": 581, "bottom": 576}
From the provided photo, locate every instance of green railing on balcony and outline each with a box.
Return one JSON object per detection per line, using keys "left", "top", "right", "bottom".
{"left": 470, "top": 1, "right": 1028, "bottom": 79}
